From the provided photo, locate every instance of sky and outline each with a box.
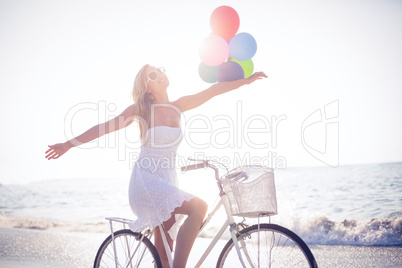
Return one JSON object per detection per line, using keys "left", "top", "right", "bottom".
{"left": 0, "top": 0, "right": 401, "bottom": 184}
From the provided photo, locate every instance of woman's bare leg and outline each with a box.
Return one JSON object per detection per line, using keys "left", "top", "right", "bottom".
{"left": 171, "top": 197, "right": 208, "bottom": 268}
{"left": 154, "top": 215, "right": 175, "bottom": 268}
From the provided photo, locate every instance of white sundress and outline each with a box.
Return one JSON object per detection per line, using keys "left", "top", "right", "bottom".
{"left": 128, "top": 126, "right": 195, "bottom": 240}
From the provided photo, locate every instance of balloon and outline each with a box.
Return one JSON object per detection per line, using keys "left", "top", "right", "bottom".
{"left": 229, "top": 58, "right": 254, "bottom": 78}
{"left": 217, "top": 61, "right": 244, "bottom": 82}
{"left": 229, "top": 32, "right": 257, "bottom": 61}
{"left": 198, "top": 62, "right": 219, "bottom": 83}
{"left": 210, "top": 6, "right": 240, "bottom": 41}
{"left": 199, "top": 34, "right": 229, "bottom": 66}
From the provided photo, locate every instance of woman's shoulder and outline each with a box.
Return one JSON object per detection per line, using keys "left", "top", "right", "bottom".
{"left": 119, "top": 103, "right": 140, "bottom": 119}
{"left": 169, "top": 99, "right": 186, "bottom": 114}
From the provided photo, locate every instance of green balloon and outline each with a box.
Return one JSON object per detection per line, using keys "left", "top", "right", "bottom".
{"left": 229, "top": 58, "right": 254, "bottom": 78}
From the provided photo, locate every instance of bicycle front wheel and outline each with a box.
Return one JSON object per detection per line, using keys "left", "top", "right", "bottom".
{"left": 93, "top": 229, "right": 162, "bottom": 268}
{"left": 217, "top": 223, "right": 317, "bottom": 268}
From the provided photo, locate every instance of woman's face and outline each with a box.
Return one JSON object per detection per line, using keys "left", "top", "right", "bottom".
{"left": 146, "top": 66, "right": 169, "bottom": 95}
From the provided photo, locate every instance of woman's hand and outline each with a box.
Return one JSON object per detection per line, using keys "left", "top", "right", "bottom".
{"left": 45, "top": 142, "right": 71, "bottom": 160}
{"left": 245, "top": 71, "right": 268, "bottom": 84}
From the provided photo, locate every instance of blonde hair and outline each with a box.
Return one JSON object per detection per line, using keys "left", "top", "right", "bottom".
{"left": 132, "top": 64, "right": 153, "bottom": 142}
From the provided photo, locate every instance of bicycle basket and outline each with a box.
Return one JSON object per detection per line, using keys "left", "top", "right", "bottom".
{"left": 221, "top": 165, "right": 277, "bottom": 217}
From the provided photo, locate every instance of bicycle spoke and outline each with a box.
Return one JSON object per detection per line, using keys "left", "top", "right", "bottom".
{"left": 94, "top": 230, "right": 162, "bottom": 268}
{"left": 217, "top": 224, "right": 316, "bottom": 268}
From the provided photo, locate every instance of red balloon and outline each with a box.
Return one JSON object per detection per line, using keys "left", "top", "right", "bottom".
{"left": 210, "top": 6, "right": 240, "bottom": 41}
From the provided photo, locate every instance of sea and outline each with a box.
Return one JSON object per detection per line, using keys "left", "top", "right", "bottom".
{"left": 1, "top": 162, "right": 401, "bottom": 247}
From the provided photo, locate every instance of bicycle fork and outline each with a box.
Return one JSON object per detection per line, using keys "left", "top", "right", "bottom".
{"left": 219, "top": 192, "right": 253, "bottom": 268}
{"left": 230, "top": 223, "right": 249, "bottom": 268}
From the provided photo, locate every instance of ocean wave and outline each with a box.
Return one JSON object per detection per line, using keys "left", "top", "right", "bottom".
{"left": 200, "top": 216, "right": 402, "bottom": 246}
{"left": 292, "top": 216, "right": 402, "bottom": 246}
{"left": 1, "top": 212, "right": 401, "bottom": 246}
{"left": 0, "top": 212, "right": 110, "bottom": 233}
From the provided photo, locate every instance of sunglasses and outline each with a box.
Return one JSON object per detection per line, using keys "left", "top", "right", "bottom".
{"left": 147, "top": 67, "right": 165, "bottom": 83}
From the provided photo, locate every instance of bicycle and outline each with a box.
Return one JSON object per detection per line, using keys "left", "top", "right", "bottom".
{"left": 93, "top": 158, "right": 318, "bottom": 268}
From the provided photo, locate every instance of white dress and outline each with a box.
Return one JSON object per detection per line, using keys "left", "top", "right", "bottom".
{"left": 128, "top": 126, "right": 194, "bottom": 240}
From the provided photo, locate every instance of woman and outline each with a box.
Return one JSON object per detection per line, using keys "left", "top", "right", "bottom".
{"left": 46, "top": 64, "right": 267, "bottom": 267}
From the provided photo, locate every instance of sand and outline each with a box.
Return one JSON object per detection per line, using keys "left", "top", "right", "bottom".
{"left": 0, "top": 227, "right": 401, "bottom": 267}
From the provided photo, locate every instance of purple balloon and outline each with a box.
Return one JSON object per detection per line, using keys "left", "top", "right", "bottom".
{"left": 216, "top": 61, "right": 245, "bottom": 82}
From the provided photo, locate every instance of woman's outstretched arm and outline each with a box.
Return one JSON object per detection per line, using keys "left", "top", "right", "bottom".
{"left": 174, "top": 72, "right": 267, "bottom": 112}
{"left": 45, "top": 103, "right": 138, "bottom": 160}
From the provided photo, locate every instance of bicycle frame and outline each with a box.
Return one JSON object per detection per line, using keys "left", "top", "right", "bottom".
{"left": 158, "top": 160, "right": 250, "bottom": 268}
{"left": 158, "top": 191, "right": 248, "bottom": 268}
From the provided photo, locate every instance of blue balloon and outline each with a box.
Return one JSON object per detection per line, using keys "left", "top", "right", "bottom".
{"left": 216, "top": 61, "right": 244, "bottom": 82}
{"left": 198, "top": 62, "right": 219, "bottom": 83}
{"left": 229, "top": 32, "right": 257, "bottom": 61}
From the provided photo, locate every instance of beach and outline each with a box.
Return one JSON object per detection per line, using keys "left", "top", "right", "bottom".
{"left": 1, "top": 163, "right": 401, "bottom": 267}
{"left": 1, "top": 227, "right": 401, "bottom": 268}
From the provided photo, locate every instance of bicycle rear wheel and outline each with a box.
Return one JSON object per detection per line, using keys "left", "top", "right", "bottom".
{"left": 217, "top": 223, "right": 317, "bottom": 268}
{"left": 93, "top": 229, "right": 162, "bottom": 268}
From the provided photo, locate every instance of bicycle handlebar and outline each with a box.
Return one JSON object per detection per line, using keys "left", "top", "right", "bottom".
{"left": 180, "top": 158, "right": 229, "bottom": 194}
{"left": 181, "top": 162, "right": 208, "bottom": 172}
